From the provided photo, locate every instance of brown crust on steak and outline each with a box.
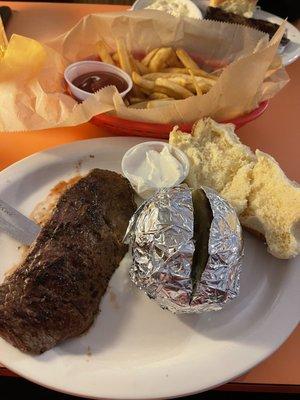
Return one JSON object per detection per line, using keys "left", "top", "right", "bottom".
{"left": 205, "top": 7, "right": 289, "bottom": 46}
{"left": 0, "top": 169, "right": 136, "bottom": 354}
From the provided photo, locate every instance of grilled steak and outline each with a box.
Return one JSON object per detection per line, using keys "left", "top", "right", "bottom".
{"left": 205, "top": 7, "right": 289, "bottom": 47}
{"left": 0, "top": 169, "right": 136, "bottom": 354}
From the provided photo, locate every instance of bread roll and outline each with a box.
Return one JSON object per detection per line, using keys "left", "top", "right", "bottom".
{"left": 209, "top": 0, "right": 258, "bottom": 17}
{"left": 169, "top": 118, "right": 300, "bottom": 259}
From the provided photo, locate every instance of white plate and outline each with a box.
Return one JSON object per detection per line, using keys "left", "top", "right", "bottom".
{"left": 0, "top": 137, "right": 299, "bottom": 399}
{"left": 254, "top": 9, "right": 300, "bottom": 66}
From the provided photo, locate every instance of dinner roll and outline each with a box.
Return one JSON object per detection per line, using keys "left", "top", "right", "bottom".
{"left": 170, "top": 118, "right": 300, "bottom": 259}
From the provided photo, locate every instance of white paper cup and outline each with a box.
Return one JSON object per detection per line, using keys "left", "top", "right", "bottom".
{"left": 64, "top": 61, "right": 133, "bottom": 101}
{"left": 131, "top": 0, "right": 203, "bottom": 19}
{"left": 122, "top": 141, "right": 190, "bottom": 199}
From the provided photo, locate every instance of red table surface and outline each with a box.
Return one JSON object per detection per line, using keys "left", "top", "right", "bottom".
{"left": 0, "top": 1, "right": 299, "bottom": 393}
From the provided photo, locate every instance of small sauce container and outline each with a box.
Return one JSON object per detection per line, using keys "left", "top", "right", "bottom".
{"left": 131, "top": 0, "right": 203, "bottom": 19}
{"left": 122, "top": 141, "right": 190, "bottom": 199}
{"left": 64, "top": 60, "right": 133, "bottom": 101}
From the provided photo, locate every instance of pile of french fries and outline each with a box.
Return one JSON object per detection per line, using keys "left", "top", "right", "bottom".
{"left": 96, "top": 39, "right": 218, "bottom": 109}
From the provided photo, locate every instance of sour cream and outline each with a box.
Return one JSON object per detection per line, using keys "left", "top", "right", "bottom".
{"left": 121, "top": 142, "right": 190, "bottom": 199}
{"left": 145, "top": 0, "right": 203, "bottom": 19}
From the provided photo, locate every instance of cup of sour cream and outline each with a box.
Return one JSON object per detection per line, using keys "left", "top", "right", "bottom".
{"left": 131, "top": 0, "right": 203, "bottom": 19}
{"left": 121, "top": 141, "right": 190, "bottom": 199}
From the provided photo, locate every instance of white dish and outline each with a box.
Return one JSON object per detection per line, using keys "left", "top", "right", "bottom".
{"left": 0, "top": 137, "right": 299, "bottom": 399}
{"left": 132, "top": 0, "right": 203, "bottom": 19}
{"left": 64, "top": 61, "right": 133, "bottom": 101}
{"left": 253, "top": 9, "right": 300, "bottom": 66}
{"left": 121, "top": 141, "right": 190, "bottom": 198}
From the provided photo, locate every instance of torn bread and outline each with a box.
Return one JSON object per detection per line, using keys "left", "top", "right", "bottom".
{"left": 170, "top": 118, "right": 300, "bottom": 259}
{"left": 209, "top": 0, "right": 258, "bottom": 17}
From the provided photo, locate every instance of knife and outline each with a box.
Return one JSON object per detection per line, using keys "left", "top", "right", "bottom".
{"left": 0, "top": 199, "right": 41, "bottom": 245}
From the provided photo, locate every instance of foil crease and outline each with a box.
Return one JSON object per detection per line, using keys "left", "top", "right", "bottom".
{"left": 124, "top": 185, "right": 243, "bottom": 313}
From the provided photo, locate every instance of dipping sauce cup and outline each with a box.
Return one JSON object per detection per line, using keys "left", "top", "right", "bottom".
{"left": 64, "top": 61, "right": 133, "bottom": 101}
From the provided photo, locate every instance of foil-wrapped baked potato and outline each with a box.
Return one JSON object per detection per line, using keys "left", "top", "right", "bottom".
{"left": 124, "top": 185, "right": 244, "bottom": 313}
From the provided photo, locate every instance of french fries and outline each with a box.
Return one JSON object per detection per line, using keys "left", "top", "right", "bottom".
{"left": 139, "top": 87, "right": 153, "bottom": 96}
{"left": 142, "top": 72, "right": 173, "bottom": 80}
{"left": 112, "top": 52, "right": 119, "bottom": 64}
{"left": 130, "top": 56, "right": 150, "bottom": 75}
{"left": 128, "top": 96, "right": 145, "bottom": 104}
{"left": 116, "top": 38, "right": 132, "bottom": 75}
{"left": 96, "top": 40, "right": 115, "bottom": 65}
{"left": 167, "top": 76, "right": 188, "bottom": 87}
{"left": 94, "top": 40, "right": 219, "bottom": 107}
{"left": 141, "top": 48, "right": 159, "bottom": 66}
{"left": 188, "top": 69, "right": 202, "bottom": 96}
{"left": 167, "top": 49, "right": 182, "bottom": 68}
{"left": 123, "top": 98, "right": 130, "bottom": 107}
{"left": 176, "top": 48, "right": 199, "bottom": 71}
{"left": 132, "top": 71, "right": 155, "bottom": 91}
{"left": 148, "top": 47, "right": 173, "bottom": 72}
{"left": 155, "top": 78, "right": 194, "bottom": 99}
{"left": 162, "top": 67, "right": 218, "bottom": 81}
{"left": 116, "top": 39, "right": 144, "bottom": 97}
{"left": 149, "top": 92, "right": 170, "bottom": 100}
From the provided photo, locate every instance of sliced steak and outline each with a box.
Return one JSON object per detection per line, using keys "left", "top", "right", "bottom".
{"left": 0, "top": 169, "right": 136, "bottom": 354}
{"left": 205, "top": 7, "right": 289, "bottom": 47}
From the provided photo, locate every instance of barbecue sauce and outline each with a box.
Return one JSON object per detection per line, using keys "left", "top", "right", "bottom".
{"left": 72, "top": 71, "right": 128, "bottom": 93}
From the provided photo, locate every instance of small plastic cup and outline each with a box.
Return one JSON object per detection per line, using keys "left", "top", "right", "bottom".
{"left": 131, "top": 0, "right": 203, "bottom": 19}
{"left": 122, "top": 141, "right": 190, "bottom": 199}
{"left": 64, "top": 60, "right": 133, "bottom": 101}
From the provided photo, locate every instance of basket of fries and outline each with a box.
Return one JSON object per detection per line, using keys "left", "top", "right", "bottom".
{"left": 0, "top": 11, "right": 287, "bottom": 133}
{"left": 90, "top": 41, "right": 269, "bottom": 137}
{"left": 91, "top": 101, "right": 268, "bottom": 138}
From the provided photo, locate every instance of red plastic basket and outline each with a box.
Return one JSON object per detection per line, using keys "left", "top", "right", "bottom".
{"left": 91, "top": 101, "right": 268, "bottom": 139}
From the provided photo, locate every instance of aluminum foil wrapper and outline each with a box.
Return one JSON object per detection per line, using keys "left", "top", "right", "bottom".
{"left": 124, "top": 185, "right": 243, "bottom": 313}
